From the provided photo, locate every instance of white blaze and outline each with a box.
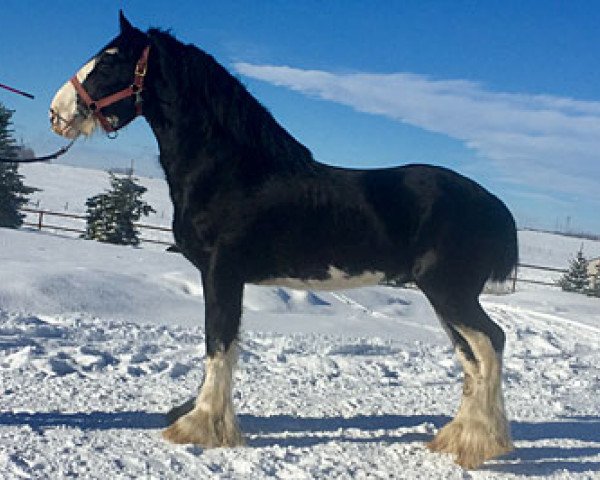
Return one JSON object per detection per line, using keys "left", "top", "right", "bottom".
{"left": 49, "top": 57, "right": 99, "bottom": 138}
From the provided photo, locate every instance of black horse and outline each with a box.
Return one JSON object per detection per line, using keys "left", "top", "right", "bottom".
{"left": 50, "top": 12, "right": 518, "bottom": 469}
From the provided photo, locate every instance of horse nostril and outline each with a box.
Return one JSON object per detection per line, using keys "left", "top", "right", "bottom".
{"left": 49, "top": 108, "right": 59, "bottom": 122}
{"left": 49, "top": 109, "right": 70, "bottom": 130}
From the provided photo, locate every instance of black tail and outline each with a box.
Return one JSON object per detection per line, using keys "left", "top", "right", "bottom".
{"left": 489, "top": 207, "right": 519, "bottom": 282}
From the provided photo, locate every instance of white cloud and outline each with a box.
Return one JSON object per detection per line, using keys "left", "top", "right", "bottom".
{"left": 235, "top": 63, "right": 600, "bottom": 201}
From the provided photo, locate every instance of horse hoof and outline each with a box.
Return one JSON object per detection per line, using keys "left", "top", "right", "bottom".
{"left": 166, "top": 398, "right": 196, "bottom": 425}
{"left": 162, "top": 409, "right": 244, "bottom": 448}
{"left": 428, "top": 419, "right": 513, "bottom": 469}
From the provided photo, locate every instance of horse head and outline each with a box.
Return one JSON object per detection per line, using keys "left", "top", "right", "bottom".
{"left": 50, "top": 11, "right": 149, "bottom": 139}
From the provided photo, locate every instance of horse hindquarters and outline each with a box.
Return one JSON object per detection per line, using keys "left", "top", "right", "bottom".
{"left": 163, "top": 250, "right": 245, "bottom": 447}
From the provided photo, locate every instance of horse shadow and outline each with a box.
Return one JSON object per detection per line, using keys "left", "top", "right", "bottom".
{"left": 0, "top": 410, "right": 598, "bottom": 474}
{"left": 241, "top": 413, "right": 600, "bottom": 477}
{"left": 0, "top": 410, "right": 168, "bottom": 432}
{"left": 239, "top": 413, "right": 445, "bottom": 447}
{"left": 485, "top": 416, "right": 600, "bottom": 475}
{"left": 0, "top": 409, "right": 439, "bottom": 445}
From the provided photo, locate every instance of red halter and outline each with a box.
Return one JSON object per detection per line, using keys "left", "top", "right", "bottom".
{"left": 70, "top": 46, "right": 150, "bottom": 134}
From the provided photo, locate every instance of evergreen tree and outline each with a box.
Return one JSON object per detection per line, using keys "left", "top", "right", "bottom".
{"left": 83, "top": 173, "right": 155, "bottom": 246}
{"left": 558, "top": 247, "right": 590, "bottom": 293}
{"left": 0, "top": 103, "right": 37, "bottom": 228}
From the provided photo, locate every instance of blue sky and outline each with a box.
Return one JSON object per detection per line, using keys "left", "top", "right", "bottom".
{"left": 2, "top": 1, "right": 600, "bottom": 233}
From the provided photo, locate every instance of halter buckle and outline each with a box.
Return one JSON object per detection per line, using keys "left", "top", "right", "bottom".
{"left": 135, "top": 63, "right": 148, "bottom": 77}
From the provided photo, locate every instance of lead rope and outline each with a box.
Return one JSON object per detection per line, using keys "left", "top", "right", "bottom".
{"left": 1, "top": 82, "right": 76, "bottom": 163}
{"left": 0, "top": 139, "right": 76, "bottom": 163}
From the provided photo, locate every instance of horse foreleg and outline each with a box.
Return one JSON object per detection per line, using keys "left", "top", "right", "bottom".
{"left": 163, "top": 259, "right": 244, "bottom": 448}
{"left": 163, "top": 342, "right": 243, "bottom": 447}
{"left": 165, "top": 397, "right": 195, "bottom": 425}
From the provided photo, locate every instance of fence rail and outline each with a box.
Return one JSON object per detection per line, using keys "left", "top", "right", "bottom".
{"left": 517, "top": 262, "right": 568, "bottom": 274}
{"left": 511, "top": 263, "right": 568, "bottom": 289}
{"left": 20, "top": 207, "right": 174, "bottom": 246}
{"left": 20, "top": 207, "right": 573, "bottom": 290}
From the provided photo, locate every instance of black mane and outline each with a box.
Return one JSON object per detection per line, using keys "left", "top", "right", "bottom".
{"left": 146, "top": 29, "right": 314, "bottom": 171}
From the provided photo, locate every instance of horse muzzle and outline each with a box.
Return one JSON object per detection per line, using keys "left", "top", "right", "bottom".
{"left": 49, "top": 108, "right": 76, "bottom": 138}
{"left": 49, "top": 106, "right": 100, "bottom": 139}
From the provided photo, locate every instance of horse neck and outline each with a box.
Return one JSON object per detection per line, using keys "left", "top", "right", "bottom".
{"left": 143, "top": 33, "right": 316, "bottom": 187}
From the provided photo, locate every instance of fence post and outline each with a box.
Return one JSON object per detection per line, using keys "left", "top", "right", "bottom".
{"left": 38, "top": 211, "right": 44, "bottom": 231}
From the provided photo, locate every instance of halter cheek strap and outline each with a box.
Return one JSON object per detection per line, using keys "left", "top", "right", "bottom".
{"left": 70, "top": 45, "right": 150, "bottom": 133}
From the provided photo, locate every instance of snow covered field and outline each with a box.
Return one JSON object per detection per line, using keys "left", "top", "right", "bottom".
{"left": 0, "top": 163, "right": 598, "bottom": 478}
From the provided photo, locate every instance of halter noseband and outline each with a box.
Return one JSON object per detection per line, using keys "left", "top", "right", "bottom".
{"left": 70, "top": 45, "right": 150, "bottom": 134}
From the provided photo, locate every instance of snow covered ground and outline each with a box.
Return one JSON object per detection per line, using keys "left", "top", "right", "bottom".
{"left": 0, "top": 163, "right": 598, "bottom": 478}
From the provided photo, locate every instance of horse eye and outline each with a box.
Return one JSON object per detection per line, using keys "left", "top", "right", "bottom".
{"left": 98, "top": 49, "right": 120, "bottom": 64}
{"left": 99, "top": 52, "right": 119, "bottom": 67}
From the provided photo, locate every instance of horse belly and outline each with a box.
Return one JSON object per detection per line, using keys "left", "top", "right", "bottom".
{"left": 254, "top": 266, "right": 385, "bottom": 291}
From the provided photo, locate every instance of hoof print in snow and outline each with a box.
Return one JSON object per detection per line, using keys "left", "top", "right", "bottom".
{"left": 48, "top": 357, "right": 77, "bottom": 376}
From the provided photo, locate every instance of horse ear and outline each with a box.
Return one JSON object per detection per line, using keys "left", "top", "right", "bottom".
{"left": 119, "top": 10, "right": 134, "bottom": 33}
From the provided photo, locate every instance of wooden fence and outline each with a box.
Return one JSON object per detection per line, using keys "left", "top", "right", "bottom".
{"left": 512, "top": 263, "right": 567, "bottom": 289}
{"left": 21, "top": 207, "right": 173, "bottom": 246}
{"left": 20, "top": 207, "right": 569, "bottom": 290}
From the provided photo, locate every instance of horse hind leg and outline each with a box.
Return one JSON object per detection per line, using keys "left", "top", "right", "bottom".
{"left": 427, "top": 299, "right": 513, "bottom": 468}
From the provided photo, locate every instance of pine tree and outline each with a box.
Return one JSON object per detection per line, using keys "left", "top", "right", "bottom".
{"left": 0, "top": 103, "right": 38, "bottom": 228}
{"left": 83, "top": 173, "right": 155, "bottom": 246}
{"left": 558, "top": 247, "right": 590, "bottom": 293}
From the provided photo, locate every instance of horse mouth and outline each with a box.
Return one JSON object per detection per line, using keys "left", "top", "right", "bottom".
{"left": 51, "top": 123, "right": 80, "bottom": 139}
{"left": 49, "top": 110, "right": 98, "bottom": 139}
